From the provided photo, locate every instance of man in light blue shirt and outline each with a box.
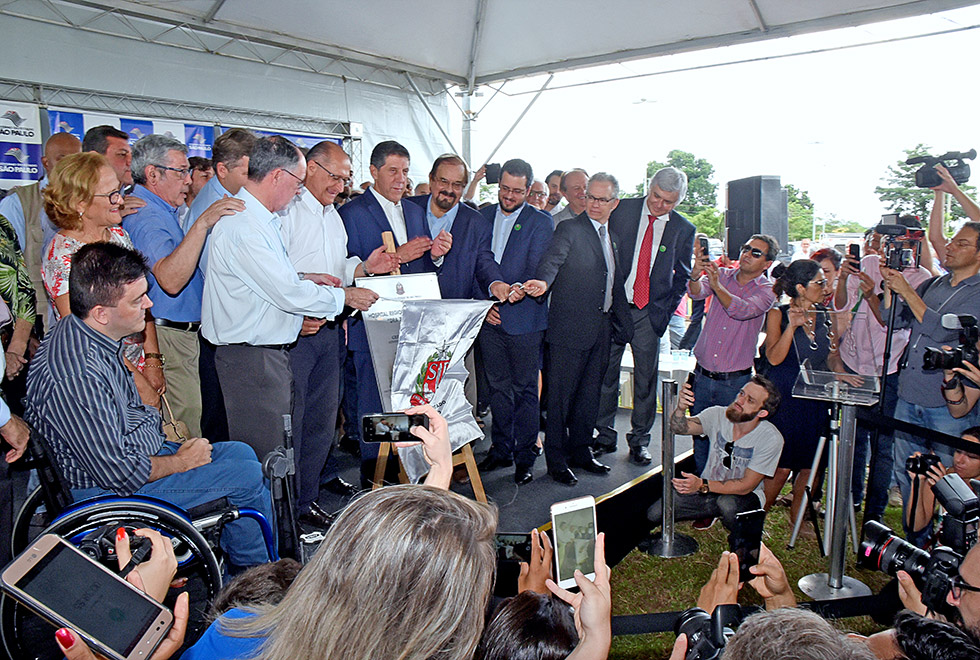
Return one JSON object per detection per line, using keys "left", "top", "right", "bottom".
{"left": 0, "top": 132, "right": 80, "bottom": 333}
{"left": 124, "top": 135, "right": 243, "bottom": 437}
{"left": 202, "top": 136, "right": 379, "bottom": 461}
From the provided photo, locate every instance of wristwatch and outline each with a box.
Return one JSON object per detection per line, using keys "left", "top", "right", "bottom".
{"left": 144, "top": 352, "right": 166, "bottom": 366}
{"left": 942, "top": 376, "right": 960, "bottom": 391}
{"left": 698, "top": 480, "right": 710, "bottom": 495}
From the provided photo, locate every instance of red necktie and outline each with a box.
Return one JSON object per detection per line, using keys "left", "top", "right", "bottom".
{"left": 633, "top": 215, "right": 655, "bottom": 309}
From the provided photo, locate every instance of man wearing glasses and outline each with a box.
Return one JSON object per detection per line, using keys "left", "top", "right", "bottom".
{"left": 527, "top": 180, "right": 549, "bottom": 212}
{"left": 685, "top": 234, "right": 778, "bottom": 474}
{"left": 596, "top": 167, "right": 696, "bottom": 466}
{"left": 203, "top": 137, "right": 378, "bottom": 465}
{"left": 278, "top": 141, "right": 397, "bottom": 525}
{"left": 524, "top": 173, "right": 632, "bottom": 485}
{"left": 645, "top": 376, "right": 783, "bottom": 533}
{"left": 124, "top": 134, "right": 244, "bottom": 439}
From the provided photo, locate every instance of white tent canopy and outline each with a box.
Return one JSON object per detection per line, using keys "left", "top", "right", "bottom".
{"left": 0, "top": 0, "right": 977, "bottom": 177}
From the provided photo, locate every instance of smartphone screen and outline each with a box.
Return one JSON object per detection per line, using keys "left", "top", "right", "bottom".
{"left": 698, "top": 237, "right": 709, "bottom": 256}
{"left": 550, "top": 496, "right": 597, "bottom": 588}
{"left": 848, "top": 244, "right": 861, "bottom": 261}
{"left": 494, "top": 533, "right": 532, "bottom": 563}
{"left": 1, "top": 535, "right": 172, "bottom": 660}
{"left": 728, "top": 509, "right": 766, "bottom": 582}
{"left": 361, "top": 413, "right": 429, "bottom": 443}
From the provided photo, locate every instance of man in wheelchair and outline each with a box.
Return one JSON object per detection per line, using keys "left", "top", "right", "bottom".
{"left": 23, "top": 243, "right": 274, "bottom": 569}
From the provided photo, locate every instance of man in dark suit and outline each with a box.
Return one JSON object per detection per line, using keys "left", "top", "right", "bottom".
{"left": 476, "top": 158, "right": 553, "bottom": 485}
{"left": 596, "top": 167, "right": 696, "bottom": 465}
{"left": 525, "top": 173, "right": 632, "bottom": 485}
{"left": 339, "top": 140, "right": 434, "bottom": 487}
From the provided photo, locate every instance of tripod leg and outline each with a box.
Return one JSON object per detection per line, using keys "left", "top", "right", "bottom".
{"left": 789, "top": 435, "right": 826, "bottom": 549}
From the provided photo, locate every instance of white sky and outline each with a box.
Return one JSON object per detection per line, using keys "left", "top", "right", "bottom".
{"left": 449, "top": 5, "right": 980, "bottom": 228}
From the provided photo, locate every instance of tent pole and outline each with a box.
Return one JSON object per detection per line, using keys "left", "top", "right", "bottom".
{"left": 480, "top": 74, "right": 553, "bottom": 167}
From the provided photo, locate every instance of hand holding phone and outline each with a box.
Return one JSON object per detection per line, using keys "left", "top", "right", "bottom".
{"left": 361, "top": 413, "right": 429, "bottom": 443}
{"left": 550, "top": 496, "right": 597, "bottom": 588}
{"left": 728, "top": 509, "right": 767, "bottom": 583}
{"left": 546, "top": 532, "right": 611, "bottom": 656}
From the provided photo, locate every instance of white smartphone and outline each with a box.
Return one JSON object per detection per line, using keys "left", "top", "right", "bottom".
{"left": 550, "top": 495, "right": 597, "bottom": 589}
{"left": 1, "top": 534, "right": 174, "bottom": 660}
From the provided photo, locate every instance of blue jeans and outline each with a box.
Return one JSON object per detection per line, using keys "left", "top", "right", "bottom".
{"left": 72, "top": 441, "right": 274, "bottom": 567}
{"left": 892, "top": 399, "right": 965, "bottom": 537}
{"left": 850, "top": 367, "right": 899, "bottom": 522}
{"left": 691, "top": 369, "right": 752, "bottom": 474}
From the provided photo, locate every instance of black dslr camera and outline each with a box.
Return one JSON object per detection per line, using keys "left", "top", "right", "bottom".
{"left": 906, "top": 453, "right": 942, "bottom": 476}
{"left": 923, "top": 314, "right": 980, "bottom": 371}
{"left": 859, "top": 521, "right": 962, "bottom": 613}
{"left": 933, "top": 473, "right": 980, "bottom": 554}
{"left": 906, "top": 149, "right": 976, "bottom": 189}
{"left": 674, "top": 604, "right": 745, "bottom": 660}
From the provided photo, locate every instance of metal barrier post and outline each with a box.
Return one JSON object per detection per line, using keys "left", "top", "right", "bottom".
{"left": 648, "top": 379, "right": 698, "bottom": 558}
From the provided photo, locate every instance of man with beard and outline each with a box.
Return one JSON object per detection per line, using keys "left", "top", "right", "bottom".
{"left": 646, "top": 376, "right": 783, "bottom": 532}
{"left": 544, "top": 169, "right": 563, "bottom": 214}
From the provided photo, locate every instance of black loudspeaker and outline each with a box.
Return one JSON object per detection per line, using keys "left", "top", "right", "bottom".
{"left": 725, "top": 176, "right": 788, "bottom": 261}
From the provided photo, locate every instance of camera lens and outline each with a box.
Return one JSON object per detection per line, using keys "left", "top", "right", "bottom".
{"left": 859, "top": 521, "right": 929, "bottom": 581}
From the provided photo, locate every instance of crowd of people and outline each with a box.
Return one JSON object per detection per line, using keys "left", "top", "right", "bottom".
{"left": 0, "top": 126, "right": 979, "bottom": 659}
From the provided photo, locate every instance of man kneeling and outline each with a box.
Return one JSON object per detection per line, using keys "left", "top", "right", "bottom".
{"left": 648, "top": 376, "right": 783, "bottom": 532}
{"left": 25, "top": 243, "right": 273, "bottom": 568}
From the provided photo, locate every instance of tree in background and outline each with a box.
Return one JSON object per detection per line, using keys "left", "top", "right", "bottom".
{"left": 876, "top": 144, "right": 976, "bottom": 233}
{"left": 643, "top": 149, "right": 724, "bottom": 238}
{"left": 786, "top": 184, "right": 814, "bottom": 241}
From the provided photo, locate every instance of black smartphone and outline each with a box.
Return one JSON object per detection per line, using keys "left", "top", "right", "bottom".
{"left": 1, "top": 534, "right": 173, "bottom": 660}
{"left": 728, "top": 509, "right": 767, "bottom": 582}
{"left": 685, "top": 372, "right": 696, "bottom": 389}
{"left": 848, "top": 243, "right": 861, "bottom": 261}
{"left": 698, "top": 236, "right": 709, "bottom": 257}
{"left": 361, "top": 413, "right": 429, "bottom": 443}
{"left": 485, "top": 163, "right": 502, "bottom": 185}
{"left": 494, "top": 533, "right": 533, "bottom": 564}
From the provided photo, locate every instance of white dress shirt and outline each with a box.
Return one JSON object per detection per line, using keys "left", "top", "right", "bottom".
{"left": 202, "top": 187, "right": 345, "bottom": 346}
{"left": 368, "top": 186, "right": 407, "bottom": 245}
{"left": 280, "top": 189, "right": 361, "bottom": 285}
{"left": 625, "top": 207, "right": 668, "bottom": 304}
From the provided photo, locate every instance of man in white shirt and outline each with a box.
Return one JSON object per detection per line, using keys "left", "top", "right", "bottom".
{"left": 279, "top": 141, "right": 396, "bottom": 524}
{"left": 202, "top": 136, "right": 379, "bottom": 465}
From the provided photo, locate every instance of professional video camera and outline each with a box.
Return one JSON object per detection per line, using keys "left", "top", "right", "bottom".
{"left": 906, "top": 149, "right": 976, "bottom": 189}
{"left": 933, "top": 473, "right": 980, "bottom": 554}
{"left": 859, "top": 521, "right": 962, "bottom": 613}
{"left": 923, "top": 314, "right": 980, "bottom": 371}
{"left": 875, "top": 214, "right": 924, "bottom": 271}
{"left": 674, "top": 604, "right": 746, "bottom": 660}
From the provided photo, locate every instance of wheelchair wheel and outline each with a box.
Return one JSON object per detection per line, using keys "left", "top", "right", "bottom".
{"left": 2, "top": 496, "right": 224, "bottom": 660}
{"left": 10, "top": 486, "right": 51, "bottom": 558}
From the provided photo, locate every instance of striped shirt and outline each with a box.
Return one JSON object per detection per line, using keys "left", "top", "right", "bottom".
{"left": 24, "top": 315, "right": 165, "bottom": 494}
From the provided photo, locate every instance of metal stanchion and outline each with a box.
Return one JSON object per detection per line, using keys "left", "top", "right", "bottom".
{"left": 647, "top": 379, "right": 698, "bottom": 558}
{"left": 798, "top": 403, "right": 871, "bottom": 598}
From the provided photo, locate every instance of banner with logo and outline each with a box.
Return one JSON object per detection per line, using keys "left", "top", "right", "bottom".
{"left": 48, "top": 110, "right": 84, "bottom": 140}
{"left": 389, "top": 299, "right": 492, "bottom": 483}
{"left": 119, "top": 118, "right": 153, "bottom": 144}
{"left": 0, "top": 100, "right": 42, "bottom": 189}
{"left": 185, "top": 124, "right": 214, "bottom": 158}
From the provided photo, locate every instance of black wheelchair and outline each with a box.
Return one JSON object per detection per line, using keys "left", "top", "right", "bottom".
{"left": 1, "top": 433, "right": 280, "bottom": 660}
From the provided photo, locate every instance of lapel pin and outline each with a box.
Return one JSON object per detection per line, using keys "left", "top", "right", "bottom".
{"left": 514, "top": 224, "right": 522, "bottom": 231}
{"left": 659, "top": 245, "right": 667, "bottom": 252}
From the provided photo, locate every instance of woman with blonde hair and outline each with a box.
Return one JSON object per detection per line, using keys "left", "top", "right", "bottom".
{"left": 41, "top": 151, "right": 165, "bottom": 406}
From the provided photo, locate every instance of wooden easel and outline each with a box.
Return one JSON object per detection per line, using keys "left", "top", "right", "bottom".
{"left": 372, "top": 442, "right": 487, "bottom": 503}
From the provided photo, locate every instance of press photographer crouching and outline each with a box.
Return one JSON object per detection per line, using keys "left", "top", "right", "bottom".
{"left": 647, "top": 376, "right": 783, "bottom": 533}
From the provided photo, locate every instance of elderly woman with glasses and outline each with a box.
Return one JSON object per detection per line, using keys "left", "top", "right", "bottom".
{"left": 41, "top": 152, "right": 165, "bottom": 407}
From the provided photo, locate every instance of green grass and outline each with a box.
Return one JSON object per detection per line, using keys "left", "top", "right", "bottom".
{"left": 607, "top": 500, "right": 905, "bottom": 659}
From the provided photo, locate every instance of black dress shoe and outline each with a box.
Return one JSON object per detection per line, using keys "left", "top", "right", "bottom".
{"left": 572, "top": 456, "right": 611, "bottom": 474}
{"left": 548, "top": 468, "right": 578, "bottom": 485}
{"left": 515, "top": 466, "right": 534, "bottom": 485}
{"left": 321, "top": 477, "right": 360, "bottom": 498}
{"left": 630, "top": 446, "right": 653, "bottom": 466}
{"left": 478, "top": 454, "right": 513, "bottom": 471}
{"left": 533, "top": 443, "right": 544, "bottom": 456}
{"left": 298, "top": 502, "right": 335, "bottom": 528}
{"left": 593, "top": 443, "right": 617, "bottom": 456}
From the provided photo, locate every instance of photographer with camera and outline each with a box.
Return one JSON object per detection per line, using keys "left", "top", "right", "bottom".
{"left": 880, "top": 221, "right": 980, "bottom": 523}
{"left": 836, "top": 222, "right": 933, "bottom": 524}
{"left": 903, "top": 428, "right": 980, "bottom": 548}
{"left": 928, "top": 163, "right": 980, "bottom": 269}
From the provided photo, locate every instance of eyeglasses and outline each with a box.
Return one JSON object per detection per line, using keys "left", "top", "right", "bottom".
{"left": 153, "top": 164, "right": 191, "bottom": 177}
{"left": 93, "top": 188, "right": 124, "bottom": 205}
{"left": 586, "top": 194, "right": 616, "bottom": 204}
{"left": 435, "top": 176, "right": 466, "bottom": 192}
{"left": 499, "top": 183, "right": 527, "bottom": 196}
{"left": 310, "top": 160, "right": 352, "bottom": 187}
{"left": 809, "top": 278, "right": 829, "bottom": 288}
{"left": 722, "top": 441, "right": 736, "bottom": 469}
{"left": 280, "top": 168, "right": 305, "bottom": 190}
{"left": 740, "top": 245, "right": 766, "bottom": 258}
{"left": 950, "top": 573, "right": 980, "bottom": 599}
{"left": 528, "top": 191, "right": 548, "bottom": 199}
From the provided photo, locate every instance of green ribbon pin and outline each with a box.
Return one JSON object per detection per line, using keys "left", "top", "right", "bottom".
{"left": 514, "top": 224, "right": 522, "bottom": 231}
{"left": 659, "top": 245, "right": 667, "bottom": 252}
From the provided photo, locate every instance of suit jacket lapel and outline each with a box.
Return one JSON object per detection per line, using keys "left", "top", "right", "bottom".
{"left": 364, "top": 190, "right": 398, "bottom": 245}
{"left": 500, "top": 205, "right": 532, "bottom": 263}
{"left": 616, "top": 198, "right": 642, "bottom": 272}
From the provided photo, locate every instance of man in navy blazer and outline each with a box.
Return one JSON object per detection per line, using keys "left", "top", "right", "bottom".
{"left": 597, "top": 167, "right": 696, "bottom": 465}
{"left": 339, "top": 140, "right": 435, "bottom": 487}
{"left": 526, "top": 173, "right": 632, "bottom": 485}
{"left": 476, "top": 159, "right": 553, "bottom": 485}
